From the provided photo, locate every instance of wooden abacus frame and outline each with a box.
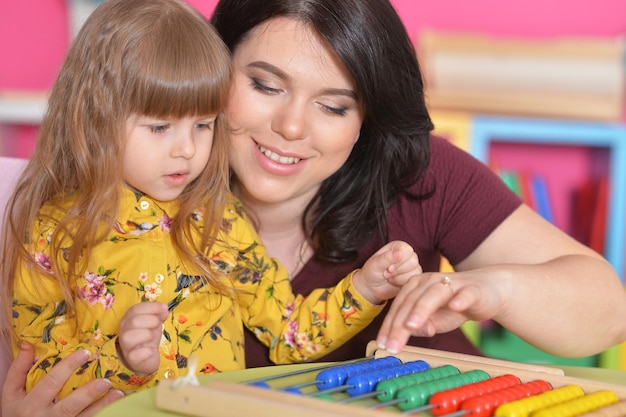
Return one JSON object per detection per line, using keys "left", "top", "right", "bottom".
{"left": 155, "top": 341, "right": 626, "bottom": 417}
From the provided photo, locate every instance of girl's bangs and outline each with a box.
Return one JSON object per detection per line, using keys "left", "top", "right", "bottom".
{"left": 124, "top": 32, "right": 230, "bottom": 119}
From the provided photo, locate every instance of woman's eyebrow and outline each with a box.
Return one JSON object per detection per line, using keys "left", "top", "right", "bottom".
{"left": 247, "top": 60, "right": 357, "bottom": 99}
{"left": 247, "top": 61, "right": 288, "bottom": 78}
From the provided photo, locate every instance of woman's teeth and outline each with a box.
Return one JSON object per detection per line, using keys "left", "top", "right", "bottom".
{"left": 258, "top": 146, "right": 301, "bottom": 164}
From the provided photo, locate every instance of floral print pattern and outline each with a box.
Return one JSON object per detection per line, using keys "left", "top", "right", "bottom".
{"left": 12, "top": 188, "right": 382, "bottom": 400}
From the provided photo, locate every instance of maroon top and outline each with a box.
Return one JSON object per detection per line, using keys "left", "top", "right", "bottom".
{"left": 244, "top": 136, "right": 523, "bottom": 367}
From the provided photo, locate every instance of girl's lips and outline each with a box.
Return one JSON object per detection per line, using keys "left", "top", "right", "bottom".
{"left": 164, "top": 172, "right": 188, "bottom": 186}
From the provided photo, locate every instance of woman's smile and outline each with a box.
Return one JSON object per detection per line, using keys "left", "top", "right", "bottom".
{"left": 227, "top": 17, "right": 363, "bottom": 205}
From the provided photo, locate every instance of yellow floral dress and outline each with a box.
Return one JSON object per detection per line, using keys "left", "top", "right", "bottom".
{"left": 12, "top": 188, "right": 382, "bottom": 399}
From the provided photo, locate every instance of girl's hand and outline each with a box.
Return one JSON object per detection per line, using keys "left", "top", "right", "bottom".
{"left": 117, "top": 302, "right": 169, "bottom": 375}
{"left": 352, "top": 240, "right": 421, "bottom": 305}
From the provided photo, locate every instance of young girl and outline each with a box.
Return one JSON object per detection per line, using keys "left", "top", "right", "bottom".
{"left": 0, "top": 0, "right": 419, "bottom": 400}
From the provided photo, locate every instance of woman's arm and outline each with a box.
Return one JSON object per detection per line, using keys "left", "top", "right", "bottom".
{"left": 2, "top": 343, "right": 123, "bottom": 417}
{"left": 456, "top": 204, "right": 626, "bottom": 355}
{"left": 378, "top": 204, "right": 626, "bottom": 357}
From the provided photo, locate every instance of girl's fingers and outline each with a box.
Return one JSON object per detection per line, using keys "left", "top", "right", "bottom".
{"left": 122, "top": 313, "right": 166, "bottom": 332}
{"left": 118, "top": 326, "right": 162, "bottom": 350}
{"left": 123, "top": 345, "right": 159, "bottom": 366}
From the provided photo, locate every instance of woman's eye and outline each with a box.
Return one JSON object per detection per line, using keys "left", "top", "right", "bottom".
{"left": 149, "top": 125, "right": 169, "bottom": 133}
{"left": 321, "top": 104, "right": 348, "bottom": 117}
{"left": 251, "top": 78, "right": 280, "bottom": 94}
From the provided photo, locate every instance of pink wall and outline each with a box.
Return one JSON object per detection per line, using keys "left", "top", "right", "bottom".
{"left": 1, "top": 0, "right": 625, "bottom": 157}
{"left": 2, "top": 0, "right": 625, "bottom": 91}
{"left": 392, "top": 0, "right": 626, "bottom": 40}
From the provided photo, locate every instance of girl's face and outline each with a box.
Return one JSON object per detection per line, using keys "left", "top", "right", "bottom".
{"left": 122, "top": 114, "right": 216, "bottom": 201}
{"left": 227, "top": 17, "right": 364, "bottom": 207}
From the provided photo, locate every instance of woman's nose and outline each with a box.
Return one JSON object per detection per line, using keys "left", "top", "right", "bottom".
{"left": 271, "top": 99, "right": 308, "bottom": 141}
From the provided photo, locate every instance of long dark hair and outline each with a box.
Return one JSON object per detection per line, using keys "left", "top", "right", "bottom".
{"left": 212, "top": 0, "right": 433, "bottom": 263}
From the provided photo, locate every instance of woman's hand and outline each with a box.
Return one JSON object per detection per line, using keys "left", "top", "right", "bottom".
{"left": 376, "top": 270, "right": 507, "bottom": 354}
{"left": 2, "top": 343, "right": 124, "bottom": 417}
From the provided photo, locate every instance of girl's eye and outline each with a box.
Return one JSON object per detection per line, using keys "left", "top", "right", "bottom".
{"left": 149, "top": 125, "right": 169, "bottom": 133}
{"left": 251, "top": 78, "right": 280, "bottom": 94}
{"left": 195, "top": 121, "right": 215, "bottom": 130}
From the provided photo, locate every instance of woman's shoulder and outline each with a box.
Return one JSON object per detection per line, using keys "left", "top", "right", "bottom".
{"left": 394, "top": 135, "right": 522, "bottom": 264}
{"left": 419, "top": 135, "right": 508, "bottom": 189}
{"left": 428, "top": 135, "right": 478, "bottom": 166}
{"left": 400, "top": 135, "right": 482, "bottom": 196}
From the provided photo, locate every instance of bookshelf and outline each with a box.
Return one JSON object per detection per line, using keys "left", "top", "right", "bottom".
{"left": 466, "top": 115, "right": 626, "bottom": 369}
{"left": 423, "top": 26, "right": 626, "bottom": 370}
{"left": 430, "top": 111, "right": 626, "bottom": 367}
{"left": 470, "top": 115, "right": 626, "bottom": 282}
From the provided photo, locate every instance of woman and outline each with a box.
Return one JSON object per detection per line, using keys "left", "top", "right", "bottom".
{"left": 3, "top": 0, "right": 626, "bottom": 415}
{"left": 211, "top": 0, "right": 626, "bottom": 364}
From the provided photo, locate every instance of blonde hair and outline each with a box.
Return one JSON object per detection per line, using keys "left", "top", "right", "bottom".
{"left": 1, "top": 0, "right": 232, "bottom": 344}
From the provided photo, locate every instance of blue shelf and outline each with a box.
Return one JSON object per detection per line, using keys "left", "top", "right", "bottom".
{"left": 470, "top": 115, "right": 626, "bottom": 282}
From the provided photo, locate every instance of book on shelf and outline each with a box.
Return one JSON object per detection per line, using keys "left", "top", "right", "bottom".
{"left": 417, "top": 30, "right": 625, "bottom": 121}
{"left": 500, "top": 168, "right": 609, "bottom": 255}
{"left": 498, "top": 170, "right": 554, "bottom": 223}
{"left": 529, "top": 174, "right": 554, "bottom": 224}
{"left": 571, "top": 175, "right": 608, "bottom": 254}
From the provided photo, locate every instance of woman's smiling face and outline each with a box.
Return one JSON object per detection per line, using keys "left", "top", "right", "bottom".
{"left": 226, "top": 17, "right": 364, "bottom": 206}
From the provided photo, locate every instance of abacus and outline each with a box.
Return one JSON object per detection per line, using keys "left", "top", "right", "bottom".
{"left": 155, "top": 341, "right": 626, "bottom": 417}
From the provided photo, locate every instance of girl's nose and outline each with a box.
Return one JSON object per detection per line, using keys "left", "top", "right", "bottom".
{"left": 172, "top": 131, "right": 196, "bottom": 159}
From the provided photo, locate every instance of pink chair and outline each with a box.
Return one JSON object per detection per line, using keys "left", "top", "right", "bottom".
{"left": 0, "top": 156, "right": 28, "bottom": 411}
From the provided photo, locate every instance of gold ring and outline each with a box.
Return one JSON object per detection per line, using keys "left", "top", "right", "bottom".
{"left": 441, "top": 276, "right": 454, "bottom": 293}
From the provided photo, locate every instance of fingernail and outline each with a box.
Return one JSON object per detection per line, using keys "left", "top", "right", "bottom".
{"left": 406, "top": 315, "right": 420, "bottom": 329}
{"left": 111, "top": 389, "right": 125, "bottom": 399}
{"left": 96, "top": 378, "right": 113, "bottom": 390}
{"left": 386, "top": 340, "right": 399, "bottom": 354}
{"left": 377, "top": 337, "right": 387, "bottom": 350}
{"left": 78, "top": 349, "right": 91, "bottom": 361}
